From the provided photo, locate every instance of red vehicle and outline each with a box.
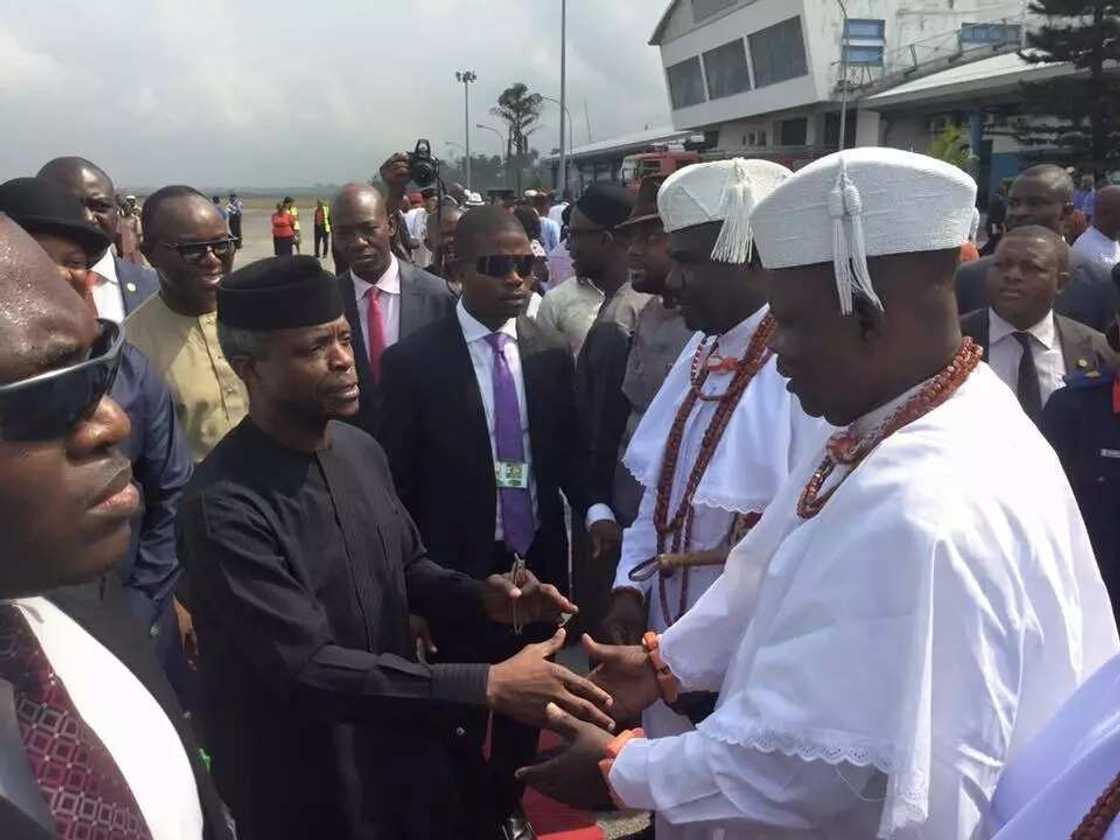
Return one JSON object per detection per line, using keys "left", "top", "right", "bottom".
{"left": 619, "top": 149, "right": 701, "bottom": 188}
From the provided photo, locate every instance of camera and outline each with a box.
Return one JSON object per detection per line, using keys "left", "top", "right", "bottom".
{"left": 408, "top": 139, "right": 439, "bottom": 187}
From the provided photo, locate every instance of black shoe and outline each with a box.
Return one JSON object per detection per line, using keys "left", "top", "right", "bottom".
{"left": 499, "top": 806, "right": 537, "bottom": 840}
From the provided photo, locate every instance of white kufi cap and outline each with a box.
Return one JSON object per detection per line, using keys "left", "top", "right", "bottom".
{"left": 751, "top": 148, "right": 977, "bottom": 314}
{"left": 656, "top": 159, "right": 792, "bottom": 264}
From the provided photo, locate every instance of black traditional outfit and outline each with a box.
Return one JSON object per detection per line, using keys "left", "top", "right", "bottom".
{"left": 176, "top": 256, "right": 496, "bottom": 839}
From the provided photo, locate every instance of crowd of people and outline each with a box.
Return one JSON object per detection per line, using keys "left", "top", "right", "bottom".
{"left": 3, "top": 144, "right": 1120, "bottom": 840}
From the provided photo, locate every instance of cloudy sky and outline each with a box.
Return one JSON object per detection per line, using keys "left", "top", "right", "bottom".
{"left": 0, "top": 1, "right": 671, "bottom": 190}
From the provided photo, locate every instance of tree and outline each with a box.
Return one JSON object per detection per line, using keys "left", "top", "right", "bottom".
{"left": 928, "top": 124, "right": 972, "bottom": 170}
{"left": 1015, "top": 1, "right": 1120, "bottom": 174}
{"left": 491, "top": 82, "right": 544, "bottom": 192}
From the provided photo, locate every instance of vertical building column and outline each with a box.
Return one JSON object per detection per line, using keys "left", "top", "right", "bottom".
{"left": 968, "top": 111, "right": 985, "bottom": 181}
{"left": 854, "top": 109, "right": 882, "bottom": 147}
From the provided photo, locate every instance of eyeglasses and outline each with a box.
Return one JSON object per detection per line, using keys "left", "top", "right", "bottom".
{"left": 474, "top": 255, "right": 536, "bottom": 278}
{"left": 163, "top": 237, "right": 237, "bottom": 262}
{"left": 0, "top": 319, "right": 123, "bottom": 442}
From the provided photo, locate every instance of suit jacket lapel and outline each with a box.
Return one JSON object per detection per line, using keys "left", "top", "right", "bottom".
{"left": 1055, "top": 315, "right": 1094, "bottom": 375}
{"left": 339, "top": 273, "right": 374, "bottom": 391}
{"left": 517, "top": 317, "right": 548, "bottom": 468}
{"left": 398, "top": 263, "right": 421, "bottom": 341}
{"left": 0, "top": 682, "right": 52, "bottom": 835}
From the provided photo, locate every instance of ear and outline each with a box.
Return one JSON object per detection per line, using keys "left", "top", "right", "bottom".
{"left": 387, "top": 212, "right": 398, "bottom": 238}
{"left": 852, "top": 293, "right": 888, "bottom": 342}
{"left": 228, "top": 356, "right": 257, "bottom": 388}
{"left": 1056, "top": 268, "right": 1072, "bottom": 292}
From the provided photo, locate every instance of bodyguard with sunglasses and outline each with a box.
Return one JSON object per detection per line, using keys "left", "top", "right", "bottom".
{"left": 0, "top": 217, "right": 230, "bottom": 840}
{"left": 126, "top": 185, "right": 247, "bottom": 463}
{"left": 0, "top": 177, "right": 196, "bottom": 697}
{"left": 378, "top": 207, "right": 621, "bottom": 840}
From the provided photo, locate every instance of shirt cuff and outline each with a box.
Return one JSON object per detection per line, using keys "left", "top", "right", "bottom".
{"left": 430, "top": 663, "right": 490, "bottom": 706}
{"left": 607, "top": 735, "right": 658, "bottom": 811}
{"left": 586, "top": 504, "right": 616, "bottom": 528}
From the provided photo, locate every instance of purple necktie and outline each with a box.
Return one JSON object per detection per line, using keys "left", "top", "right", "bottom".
{"left": 0, "top": 604, "right": 154, "bottom": 840}
{"left": 484, "top": 332, "right": 535, "bottom": 556}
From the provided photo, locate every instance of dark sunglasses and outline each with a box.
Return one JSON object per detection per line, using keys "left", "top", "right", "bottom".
{"left": 0, "top": 319, "right": 123, "bottom": 442}
{"left": 474, "top": 255, "right": 536, "bottom": 278}
{"left": 164, "top": 237, "right": 236, "bottom": 262}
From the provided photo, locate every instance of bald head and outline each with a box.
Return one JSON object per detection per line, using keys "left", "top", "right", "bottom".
{"left": 455, "top": 206, "right": 531, "bottom": 263}
{"left": 1094, "top": 185, "right": 1120, "bottom": 239}
{"left": 0, "top": 215, "right": 95, "bottom": 386}
{"left": 1007, "top": 165, "right": 1076, "bottom": 234}
{"left": 37, "top": 156, "right": 118, "bottom": 244}
{"left": 331, "top": 183, "right": 394, "bottom": 281}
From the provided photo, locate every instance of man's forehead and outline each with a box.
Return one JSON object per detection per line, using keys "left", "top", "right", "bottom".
{"left": 157, "top": 196, "right": 225, "bottom": 237}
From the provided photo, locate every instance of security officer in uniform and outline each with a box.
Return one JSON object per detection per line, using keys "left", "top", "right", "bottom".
{"left": 1042, "top": 367, "right": 1120, "bottom": 620}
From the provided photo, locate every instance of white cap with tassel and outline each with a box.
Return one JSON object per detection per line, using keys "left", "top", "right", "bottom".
{"left": 656, "top": 159, "right": 792, "bottom": 265}
{"left": 751, "top": 147, "right": 977, "bottom": 314}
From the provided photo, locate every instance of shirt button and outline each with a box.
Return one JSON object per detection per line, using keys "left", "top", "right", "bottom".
{"left": 455, "top": 726, "right": 466, "bottom": 737}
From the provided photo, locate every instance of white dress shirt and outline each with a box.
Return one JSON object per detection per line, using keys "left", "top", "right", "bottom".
{"left": 2, "top": 597, "right": 203, "bottom": 839}
{"left": 1072, "top": 225, "right": 1120, "bottom": 272}
{"left": 351, "top": 256, "right": 402, "bottom": 355}
{"left": 90, "top": 250, "right": 126, "bottom": 323}
{"left": 987, "top": 308, "right": 1066, "bottom": 408}
{"left": 405, "top": 208, "right": 432, "bottom": 268}
{"left": 456, "top": 299, "right": 539, "bottom": 540}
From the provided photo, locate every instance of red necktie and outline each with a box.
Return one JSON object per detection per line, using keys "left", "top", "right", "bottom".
{"left": 0, "top": 604, "right": 154, "bottom": 840}
{"left": 366, "top": 287, "right": 386, "bottom": 383}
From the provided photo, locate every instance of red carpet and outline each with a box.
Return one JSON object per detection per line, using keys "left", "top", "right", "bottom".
{"left": 498, "top": 728, "right": 604, "bottom": 840}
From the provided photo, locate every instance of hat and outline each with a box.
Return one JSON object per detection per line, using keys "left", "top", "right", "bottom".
{"left": 524, "top": 189, "right": 540, "bottom": 198}
{"left": 574, "top": 182, "right": 635, "bottom": 230}
{"left": 465, "top": 191, "right": 485, "bottom": 207}
{"left": 751, "top": 148, "right": 977, "bottom": 314}
{"left": 124, "top": 194, "right": 137, "bottom": 202}
{"left": 218, "top": 255, "right": 342, "bottom": 331}
{"left": 657, "top": 159, "right": 791, "bottom": 264}
{"left": 618, "top": 175, "right": 667, "bottom": 230}
{"left": 0, "top": 177, "right": 111, "bottom": 257}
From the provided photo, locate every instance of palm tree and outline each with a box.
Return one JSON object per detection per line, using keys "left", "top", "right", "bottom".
{"left": 491, "top": 83, "right": 543, "bottom": 192}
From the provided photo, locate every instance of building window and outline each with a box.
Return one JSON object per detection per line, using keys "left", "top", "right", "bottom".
{"left": 666, "top": 56, "right": 707, "bottom": 109}
{"left": 779, "top": 117, "right": 808, "bottom": 146}
{"left": 692, "top": 0, "right": 737, "bottom": 24}
{"left": 960, "top": 22, "right": 1022, "bottom": 46}
{"left": 844, "top": 45, "right": 884, "bottom": 65}
{"left": 749, "top": 17, "right": 809, "bottom": 88}
{"left": 703, "top": 38, "right": 751, "bottom": 100}
{"left": 759, "top": 130, "right": 767, "bottom": 146}
{"left": 845, "top": 18, "right": 885, "bottom": 40}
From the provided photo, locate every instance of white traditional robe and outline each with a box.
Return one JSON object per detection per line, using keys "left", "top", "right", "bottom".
{"left": 989, "top": 653, "right": 1120, "bottom": 839}
{"left": 610, "top": 363, "right": 1119, "bottom": 839}
{"left": 616, "top": 305, "right": 831, "bottom": 839}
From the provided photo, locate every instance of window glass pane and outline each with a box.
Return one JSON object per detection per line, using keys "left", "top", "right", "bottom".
{"left": 845, "top": 18, "right": 884, "bottom": 39}
{"left": 667, "top": 57, "right": 707, "bottom": 109}
{"left": 779, "top": 117, "right": 807, "bottom": 146}
{"left": 692, "top": 0, "right": 737, "bottom": 23}
{"left": 749, "top": 17, "right": 808, "bottom": 88}
{"left": 844, "top": 45, "right": 883, "bottom": 65}
{"left": 703, "top": 39, "right": 751, "bottom": 99}
{"left": 960, "top": 22, "right": 1021, "bottom": 45}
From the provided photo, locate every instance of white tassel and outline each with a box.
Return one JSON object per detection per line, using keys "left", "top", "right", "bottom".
{"left": 827, "top": 174, "right": 854, "bottom": 314}
{"left": 828, "top": 165, "right": 884, "bottom": 315}
{"left": 710, "top": 159, "right": 756, "bottom": 264}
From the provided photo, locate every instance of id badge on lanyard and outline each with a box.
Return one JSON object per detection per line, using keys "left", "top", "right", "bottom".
{"left": 495, "top": 460, "right": 529, "bottom": 489}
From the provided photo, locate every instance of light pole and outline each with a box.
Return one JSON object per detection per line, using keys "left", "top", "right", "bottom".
{"left": 455, "top": 70, "right": 477, "bottom": 189}
{"left": 837, "top": 0, "right": 849, "bottom": 150}
{"left": 542, "top": 96, "right": 575, "bottom": 156}
{"left": 559, "top": 0, "right": 567, "bottom": 195}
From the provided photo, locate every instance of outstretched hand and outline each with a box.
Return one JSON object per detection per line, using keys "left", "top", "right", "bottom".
{"left": 486, "top": 628, "right": 614, "bottom": 730}
{"left": 584, "top": 634, "right": 659, "bottom": 726}
{"left": 482, "top": 570, "right": 577, "bottom": 626}
{"left": 516, "top": 702, "right": 617, "bottom": 811}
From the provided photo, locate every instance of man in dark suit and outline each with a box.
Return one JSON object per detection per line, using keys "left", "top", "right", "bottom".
{"left": 960, "top": 225, "right": 1117, "bottom": 424}
{"left": 378, "top": 207, "right": 621, "bottom": 840}
{"left": 37, "top": 156, "right": 159, "bottom": 319}
{"left": 0, "top": 175, "right": 196, "bottom": 698}
{"left": 956, "top": 164, "right": 1119, "bottom": 331}
{"left": 332, "top": 182, "right": 455, "bottom": 435}
{"left": 0, "top": 216, "right": 229, "bottom": 840}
